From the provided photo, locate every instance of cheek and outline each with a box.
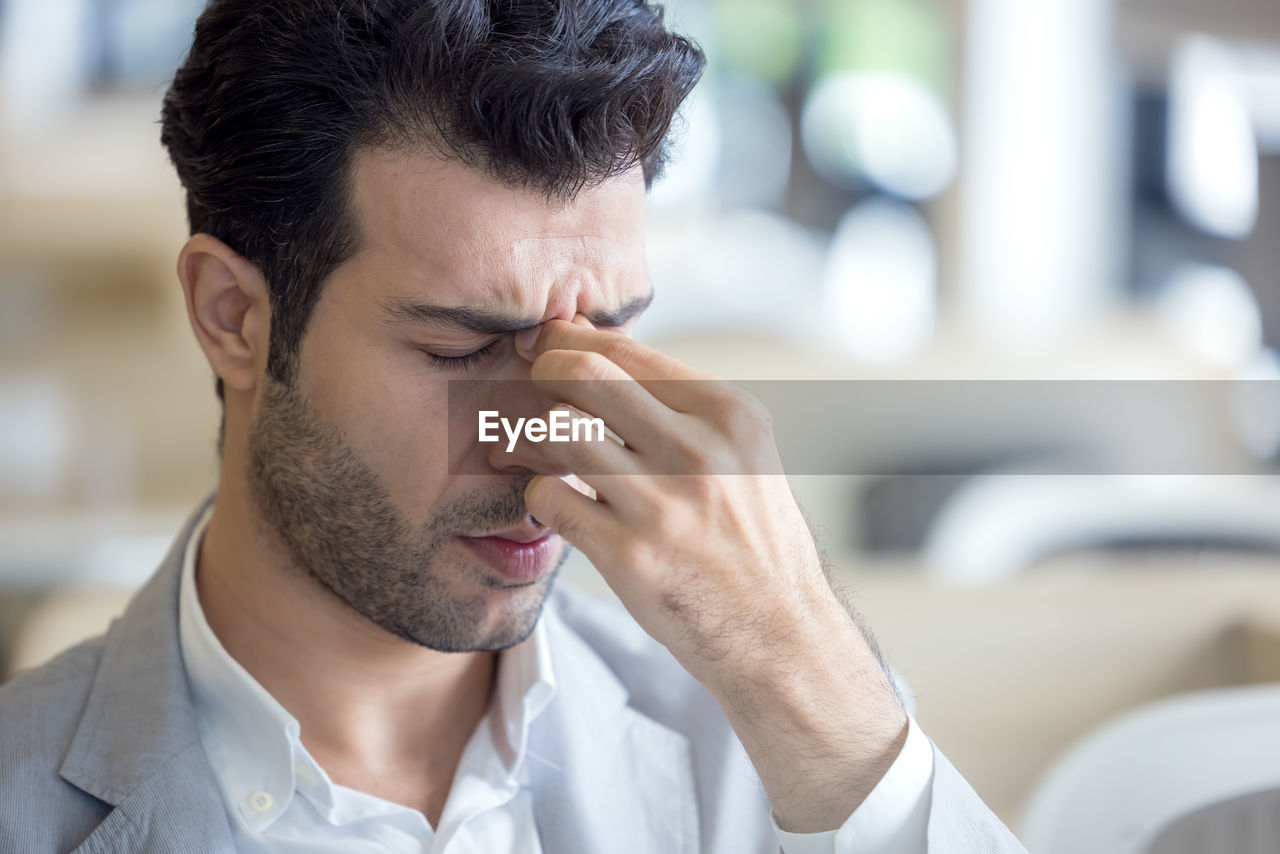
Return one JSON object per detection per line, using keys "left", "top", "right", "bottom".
{"left": 305, "top": 342, "right": 454, "bottom": 516}
{"left": 360, "top": 369, "right": 454, "bottom": 518}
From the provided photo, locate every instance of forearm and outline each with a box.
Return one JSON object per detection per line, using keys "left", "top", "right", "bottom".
{"left": 711, "top": 589, "right": 909, "bottom": 832}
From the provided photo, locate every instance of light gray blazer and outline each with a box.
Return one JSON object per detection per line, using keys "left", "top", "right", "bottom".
{"left": 0, "top": 496, "right": 1029, "bottom": 853}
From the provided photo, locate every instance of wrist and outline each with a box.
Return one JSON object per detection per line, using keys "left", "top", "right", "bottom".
{"left": 759, "top": 696, "right": 909, "bottom": 833}
{"left": 713, "top": 622, "right": 909, "bottom": 832}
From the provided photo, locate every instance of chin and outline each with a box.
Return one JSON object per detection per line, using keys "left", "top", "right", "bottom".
{"left": 482, "top": 578, "right": 555, "bottom": 641}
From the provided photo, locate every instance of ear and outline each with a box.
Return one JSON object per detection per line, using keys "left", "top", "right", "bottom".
{"left": 177, "top": 234, "right": 271, "bottom": 396}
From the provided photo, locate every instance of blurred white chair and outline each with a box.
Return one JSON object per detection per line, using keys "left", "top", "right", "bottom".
{"left": 1021, "top": 684, "right": 1280, "bottom": 854}
{"left": 923, "top": 475, "right": 1280, "bottom": 584}
{"left": 1147, "top": 785, "right": 1280, "bottom": 854}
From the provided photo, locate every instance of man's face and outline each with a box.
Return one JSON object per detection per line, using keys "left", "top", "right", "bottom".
{"left": 245, "top": 147, "right": 651, "bottom": 652}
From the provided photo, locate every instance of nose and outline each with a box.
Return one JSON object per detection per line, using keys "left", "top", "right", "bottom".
{"left": 486, "top": 425, "right": 574, "bottom": 477}
{"left": 476, "top": 371, "right": 574, "bottom": 477}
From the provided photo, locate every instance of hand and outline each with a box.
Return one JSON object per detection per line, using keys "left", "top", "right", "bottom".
{"left": 514, "top": 317, "right": 908, "bottom": 833}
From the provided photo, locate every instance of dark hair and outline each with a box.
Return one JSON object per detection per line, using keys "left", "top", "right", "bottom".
{"left": 160, "top": 0, "right": 704, "bottom": 453}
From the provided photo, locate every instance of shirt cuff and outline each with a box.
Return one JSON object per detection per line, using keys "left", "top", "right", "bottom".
{"left": 771, "top": 714, "right": 935, "bottom": 854}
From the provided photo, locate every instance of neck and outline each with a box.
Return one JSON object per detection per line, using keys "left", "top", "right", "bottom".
{"left": 195, "top": 482, "right": 495, "bottom": 800}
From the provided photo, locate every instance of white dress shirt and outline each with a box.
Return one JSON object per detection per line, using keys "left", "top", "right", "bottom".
{"left": 178, "top": 505, "right": 933, "bottom": 852}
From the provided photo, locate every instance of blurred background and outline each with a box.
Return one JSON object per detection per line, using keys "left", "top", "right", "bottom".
{"left": 2, "top": 0, "right": 1280, "bottom": 847}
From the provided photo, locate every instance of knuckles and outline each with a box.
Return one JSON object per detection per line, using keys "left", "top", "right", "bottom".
{"left": 663, "top": 430, "right": 735, "bottom": 477}
{"left": 610, "top": 535, "right": 651, "bottom": 576}
{"left": 703, "top": 386, "right": 774, "bottom": 443}
{"left": 545, "top": 424, "right": 612, "bottom": 472}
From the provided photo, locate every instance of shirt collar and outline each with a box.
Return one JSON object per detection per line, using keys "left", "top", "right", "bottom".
{"left": 177, "top": 501, "right": 558, "bottom": 833}
{"left": 178, "top": 504, "right": 299, "bottom": 832}
{"left": 492, "top": 599, "right": 557, "bottom": 785}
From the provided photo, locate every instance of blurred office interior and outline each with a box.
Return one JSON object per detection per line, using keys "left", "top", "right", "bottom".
{"left": 2, "top": 0, "right": 1280, "bottom": 845}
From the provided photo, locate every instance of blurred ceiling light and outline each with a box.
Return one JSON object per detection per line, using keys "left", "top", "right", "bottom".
{"left": 801, "top": 70, "right": 957, "bottom": 201}
{"left": 1167, "top": 36, "right": 1259, "bottom": 239}
{"left": 1235, "top": 41, "right": 1280, "bottom": 156}
{"left": 822, "top": 198, "right": 936, "bottom": 364}
{"left": 1156, "top": 263, "right": 1261, "bottom": 369}
{"left": 959, "top": 0, "right": 1116, "bottom": 343}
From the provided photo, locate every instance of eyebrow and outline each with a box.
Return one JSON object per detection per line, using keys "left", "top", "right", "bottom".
{"left": 379, "top": 291, "right": 654, "bottom": 334}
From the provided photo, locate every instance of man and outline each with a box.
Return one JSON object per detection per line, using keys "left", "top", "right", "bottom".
{"left": 0, "top": 1, "right": 1027, "bottom": 851}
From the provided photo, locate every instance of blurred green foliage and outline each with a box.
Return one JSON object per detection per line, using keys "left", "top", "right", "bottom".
{"left": 712, "top": 0, "right": 948, "bottom": 96}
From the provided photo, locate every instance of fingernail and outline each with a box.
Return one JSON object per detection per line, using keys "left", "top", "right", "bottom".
{"left": 514, "top": 326, "right": 541, "bottom": 353}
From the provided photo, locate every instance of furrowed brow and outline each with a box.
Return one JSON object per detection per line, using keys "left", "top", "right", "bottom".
{"left": 380, "top": 290, "right": 653, "bottom": 334}
{"left": 585, "top": 292, "right": 653, "bottom": 328}
{"left": 379, "top": 300, "right": 535, "bottom": 335}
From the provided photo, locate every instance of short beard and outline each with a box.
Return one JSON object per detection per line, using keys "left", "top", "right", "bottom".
{"left": 246, "top": 377, "right": 565, "bottom": 652}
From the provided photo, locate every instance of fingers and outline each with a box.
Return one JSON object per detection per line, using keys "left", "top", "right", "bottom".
{"left": 524, "top": 474, "right": 615, "bottom": 560}
{"left": 531, "top": 406, "right": 643, "bottom": 479}
{"left": 520, "top": 318, "right": 701, "bottom": 381}
{"left": 517, "top": 318, "right": 721, "bottom": 414}
{"left": 529, "top": 350, "right": 676, "bottom": 456}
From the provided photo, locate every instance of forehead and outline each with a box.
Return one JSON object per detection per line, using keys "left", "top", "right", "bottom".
{"left": 342, "top": 146, "right": 649, "bottom": 315}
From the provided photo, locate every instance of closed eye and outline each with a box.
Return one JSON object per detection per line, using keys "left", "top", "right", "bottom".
{"left": 420, "top": 340, "right": 501, "bottom": 371}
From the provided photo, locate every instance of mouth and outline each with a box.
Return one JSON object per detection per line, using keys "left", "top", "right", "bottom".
{"left": 470, "top": 520, "right": 549, "bottom": 544}
{"left": 458, "top": 523, "right": 560, "bottom": 584}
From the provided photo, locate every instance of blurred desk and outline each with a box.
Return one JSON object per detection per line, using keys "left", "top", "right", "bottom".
{"left": 840, "top": 555, "right": 1280, "bottom": 828}
{"left": 1243, "top": 610, "right": 1280, "bottom": 684}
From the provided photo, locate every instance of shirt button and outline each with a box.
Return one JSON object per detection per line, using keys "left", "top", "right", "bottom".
{"left": 249, "top": 791, "right": 274, "bottom": 812}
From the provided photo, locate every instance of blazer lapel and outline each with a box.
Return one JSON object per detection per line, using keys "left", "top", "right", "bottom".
{"left": 59, "top": 493, "right": 234, "bottom": 853}
{"left": 529, "top": 601, "right": 699, "bottom": 854}
{"left": 68, "top": 743, "right": 233, "bottom": 854}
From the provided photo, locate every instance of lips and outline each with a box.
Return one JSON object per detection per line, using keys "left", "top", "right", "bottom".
{"left": 458, "top": 527, "right": 561, "bottom": 584}
{"left": 475, "top": 524, "right": 547, "bottom": 545}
